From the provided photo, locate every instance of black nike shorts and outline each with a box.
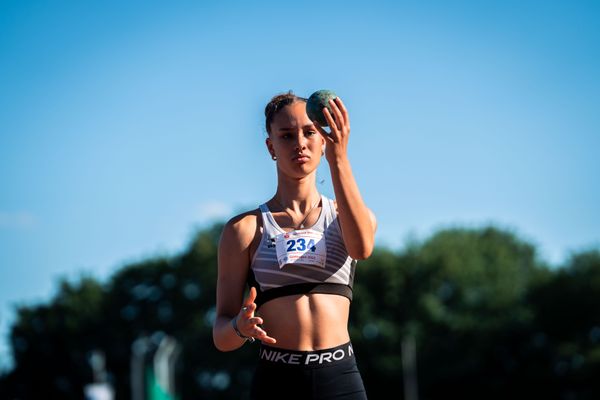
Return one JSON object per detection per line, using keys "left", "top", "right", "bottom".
{"left": 250, "top": 341, "right": 368, "bottom": 400}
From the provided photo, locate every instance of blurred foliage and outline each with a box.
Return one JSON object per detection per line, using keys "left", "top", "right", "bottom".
{"left": 0, "top": 224, "right": 599, "bottom": 399}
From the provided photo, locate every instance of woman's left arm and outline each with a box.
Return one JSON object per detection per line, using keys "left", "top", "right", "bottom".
{"left": 315, "top": 97, "right": 377, "bottom": 260}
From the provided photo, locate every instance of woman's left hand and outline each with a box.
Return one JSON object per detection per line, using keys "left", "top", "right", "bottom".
{"left": 314, "top": 97, "right": 350, "bottom": 162}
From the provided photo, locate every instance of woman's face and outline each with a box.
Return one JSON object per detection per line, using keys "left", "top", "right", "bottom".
{"left": 266, "top": 101, "right": 326, "bottom": 178}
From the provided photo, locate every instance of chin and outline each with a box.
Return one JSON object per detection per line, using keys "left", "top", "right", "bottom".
{"left": 282, "top": 163, "right": 318, "bottom": 178}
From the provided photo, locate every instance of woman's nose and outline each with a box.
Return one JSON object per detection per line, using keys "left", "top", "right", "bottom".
{"left": 294, "top": 133, "right": 307, "bottom": 150}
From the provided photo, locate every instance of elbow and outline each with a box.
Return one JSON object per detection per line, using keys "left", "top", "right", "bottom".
{"left": 212, "top": 327, "right": 234, "bottom": 352}
{"left": 212, "top": 331, "right": 224, "bottom": 352}
{"left": 351, "top": 250, "right": 373, "bottom": 260}
{"left": 214, "top": 344, "right": 231, "bottom": 353}
{"left": 349, "top": 241, "right": 375, "bottom": 260}
{"left": 213, "top": 336, "right": 236, "bottom": 352}
{"left": 346, "top": 224, "right": 376, "bottom": 260}
{"left": 213, "top": 337, "right": 227, "bottom": 352}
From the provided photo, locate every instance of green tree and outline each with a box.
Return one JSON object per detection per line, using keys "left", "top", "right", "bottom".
{"left": 523, "top": 250, "right": 600, "bottom": 399}
{"left": 2, "top": 277, "right": 104, "bottom": 398}
{"left": 350, "top": 226, "right": 548, "bottom": 399}
{"left": 1, "top": 225, "right": 599, "bottom": 400}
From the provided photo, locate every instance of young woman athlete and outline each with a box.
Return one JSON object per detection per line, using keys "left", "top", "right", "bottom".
{"left": 213, "top": 91, "right": 376, "bottom": 399}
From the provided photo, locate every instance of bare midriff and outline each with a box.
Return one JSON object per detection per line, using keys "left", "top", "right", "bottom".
{"left": 257, "top": 293, "right": 351, "bottom": 351}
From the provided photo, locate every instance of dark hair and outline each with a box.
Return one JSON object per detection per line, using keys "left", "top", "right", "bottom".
{"left": 264, "top": 91, "right": 307, "bottom": 135}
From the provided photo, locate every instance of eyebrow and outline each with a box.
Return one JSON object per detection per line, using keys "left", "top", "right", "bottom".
{"left": 279, "top": 124, "right": 316, "bottom": 131}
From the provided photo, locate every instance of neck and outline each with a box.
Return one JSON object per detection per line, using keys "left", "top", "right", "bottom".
{"left": 274, "top": 172, "right": 320, "bottom": 212}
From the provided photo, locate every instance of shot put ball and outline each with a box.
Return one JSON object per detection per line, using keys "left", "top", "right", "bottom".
{"left": 306, "top": 89, "right": 338, "bottom": 127}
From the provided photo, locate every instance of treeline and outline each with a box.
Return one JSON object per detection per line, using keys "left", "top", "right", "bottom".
{"left": 0, "top": 224, "right": 599, "bottom": 399}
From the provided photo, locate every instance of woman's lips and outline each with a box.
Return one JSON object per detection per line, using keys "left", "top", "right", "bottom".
{"left": 293, "top": 155, "right": 310, "bottom": 163}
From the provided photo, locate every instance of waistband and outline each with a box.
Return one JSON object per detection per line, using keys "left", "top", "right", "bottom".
{"left": 258, "top": 342, "right": 355, "bottom": 368}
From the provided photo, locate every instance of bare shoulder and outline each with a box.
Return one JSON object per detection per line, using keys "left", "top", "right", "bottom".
{"left": 220, "top": 208, "right": 262, "bottom": 250}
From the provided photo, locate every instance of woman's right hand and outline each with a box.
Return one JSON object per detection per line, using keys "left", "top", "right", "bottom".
{"left": 235, "top": 287, "right": 277, "bottom": 344}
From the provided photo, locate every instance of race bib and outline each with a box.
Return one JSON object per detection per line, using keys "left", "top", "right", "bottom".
{"left": 275, "top": 229, "right": 327, "bottom": 269}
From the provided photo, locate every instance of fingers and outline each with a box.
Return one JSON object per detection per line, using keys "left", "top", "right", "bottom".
{"left": 322, "top": 97, "right": 349, "bottom": 143}
{"left": 313, "top": 120, "right": 332, "bottom": 141}
{"left": 259, "top": 335, "right": 277, "bottom": 344}
{"left": 244, "top": 286, "right": 257, "bottom": 307}
{"left": 237, "top": 310, "right": 277, "bottom": 344}
{"left": 334, "top": 97, "right": 349, "bottom": 127}
{"left": 248, "top": 325, "right": 276, "bottom": 344}
{"left": 237, "top": 287, "right": 272, "bottom": 341}
{"left": 251, "top": 324, "right": 277, "bottom": 344}
{"left": 252, "top": 325, "right": 269, "bottom": 338}
{"left": 312, "top": 117, "right": 328, "bottom": 133}
{"left": 322, "top": 107, "right": 337, "bottom": 130}
{"left": 242, "top": 287, "right": 257, "bottom": 319}
{"left": 327, "top": 98, "right": 345, "bottom": 129}
{"left": 322, "top": 108, "right": 340, "bottom": 142}
{"left": 242, "top": 302, "right": 256, "bottom": 318}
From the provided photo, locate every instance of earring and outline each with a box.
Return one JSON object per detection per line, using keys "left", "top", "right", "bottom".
{"left": 321, "top": 149, "right": 325, "bottom": 156}
{"left": 272, "top": 155, "right": 277, "bottom": 160}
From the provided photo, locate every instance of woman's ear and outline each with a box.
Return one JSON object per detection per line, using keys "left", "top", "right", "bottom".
{"left": 265, "top": 137, "right": 275, "bottom": 158}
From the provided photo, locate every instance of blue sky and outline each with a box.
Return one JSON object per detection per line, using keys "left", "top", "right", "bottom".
{"left": 1, "top": 0, "right": 599, "bottom": 370}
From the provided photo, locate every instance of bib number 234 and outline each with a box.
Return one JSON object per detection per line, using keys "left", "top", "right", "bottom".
{"left": 275, "top": 229, "right": 327, "bottom": 269}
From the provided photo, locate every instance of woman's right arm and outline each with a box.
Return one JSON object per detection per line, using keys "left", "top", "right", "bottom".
{"left": 213, "top": 214, "right": 276, "bottom": 351}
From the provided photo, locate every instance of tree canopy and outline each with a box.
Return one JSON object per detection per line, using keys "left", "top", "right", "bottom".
{"left": 1, "top": 224, "right": 598, "bottom": 399}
